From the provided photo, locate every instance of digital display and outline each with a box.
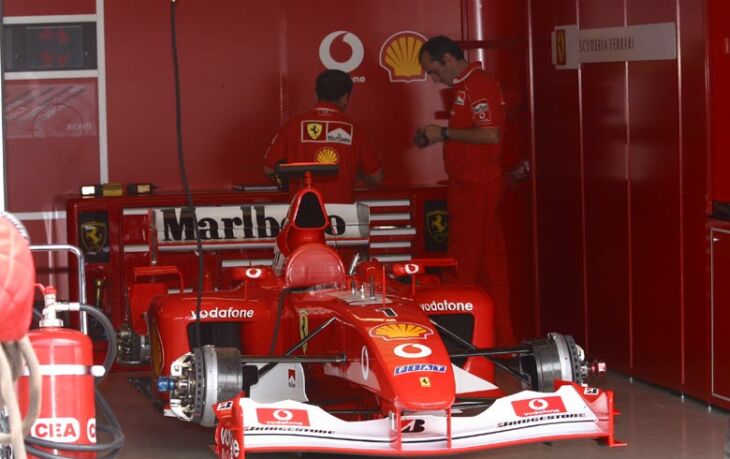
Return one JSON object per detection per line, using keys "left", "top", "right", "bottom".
{"left": 3, "top": 22, "right": 96, "bottom": 72}
{"left": 25, "top": 25, "right": 84, "bottom": 70}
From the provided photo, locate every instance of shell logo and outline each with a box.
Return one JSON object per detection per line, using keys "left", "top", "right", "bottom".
{"left": 315, "top": 147, "right": 339, "bottom": 164}
{"left": 370, "top": 322, "right": 433, "bottom": 340}
{"left": 379, "top": 31, "right": 428, "bottom": 83}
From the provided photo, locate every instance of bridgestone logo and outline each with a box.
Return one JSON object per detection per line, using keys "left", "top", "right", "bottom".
{"left": 419, "top": 300, "right": 474, "bottom": 312}
{"left": 244, "top": 426, "right": 334, "bottom": 435}
{"left": 189, "top": 308, "right": 254, "bottom": 320}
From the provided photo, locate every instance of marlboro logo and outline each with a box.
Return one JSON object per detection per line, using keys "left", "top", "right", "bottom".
{"left": 151, "top": 203, "right": 369, "bottom": 245}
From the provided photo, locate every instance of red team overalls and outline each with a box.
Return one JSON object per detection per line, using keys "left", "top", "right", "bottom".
{"left": 445, "top": 62, "right": 517, "bottom": 345}
{"left": 264, "top": 102, "right": 382, "bottom": 204}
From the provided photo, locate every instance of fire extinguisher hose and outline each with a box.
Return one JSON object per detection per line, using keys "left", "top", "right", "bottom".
{"left": 23, "top": 304, "right": 125, "bottom": 458}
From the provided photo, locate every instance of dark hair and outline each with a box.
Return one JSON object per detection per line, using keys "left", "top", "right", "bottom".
{"left": 419, "top": 35, "right": 464, "bottom": 63}
{"left": 316, "top": 69, "right": 353, "bottom": 102}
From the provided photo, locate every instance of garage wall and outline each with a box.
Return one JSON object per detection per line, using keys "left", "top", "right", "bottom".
{"left": 529, "top": 0, "right": 709, "bottom": 397}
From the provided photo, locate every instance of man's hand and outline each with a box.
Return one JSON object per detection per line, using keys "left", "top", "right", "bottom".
{"left": 422, "top": 124, "right": 446, "bottom": 144}
{"left": 416, "top": 125, "right": 500, "bottom": 145}
{"left": 414, "top": 125, "right": 446, "bottom": 148}
{"left": 413, "top": 128, "right": 429, "bottom": 148}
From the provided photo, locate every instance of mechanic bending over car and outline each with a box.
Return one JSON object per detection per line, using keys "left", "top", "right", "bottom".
{"left": 263, "top": 69, "right": 383, "bottom": 203}
{"left": 415, "top": 35, "right": 517, "bottom": 346}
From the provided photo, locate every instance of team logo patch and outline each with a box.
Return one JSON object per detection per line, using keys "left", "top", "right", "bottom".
{"left": 370, "top": 323, "right": 433, "bottom": 341}
{"left": 419, "top": 377, "right": 431, "bottom": 387}
{"left": 472, "top": 99, "right": 490, "bottom": 114}
{"left": 326, "top": 122, "right": 353, "bottom": 144}
{"left": 257, "top": 408, "right": 310, "bottom": 426}
{"left": 511, "top": 396, "right": 567, "bottom": 417}
{"left": 454, "top": 90, "right": 466, "bottom": 106}
{"left": 426, "top": 210, "right": 448, "bottom": 244}
{"left": 305, "top": 122, "right": 324, "bottom": 140}
{"left": 302, "top": 121, "right": 353, "bottom": 144}
{"left": 80, "top": 220, "right": 107, "bottom": 255}
{"left": 379, "top": 31, "right": 428, "bottom": 83}
{"left": 315, "top": 147, "right": 339, "bottom": 164}
{"left": 471, "top": 98, "right": 492, "bottom": 124}
{"left": 394, "top": 363, "right": 447, "bottom": 375}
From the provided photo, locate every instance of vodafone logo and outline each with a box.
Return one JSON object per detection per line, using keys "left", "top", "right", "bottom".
{"left": 245, "top": 268, "right": 262, "bottom": 279}
{"left": 393, "top": 343, "right": 432, "bottom": 359}
{"left": 528, "top": 399, "right": 548, "bottom": 410}
{"left": 361, "top": 346, "right": 370, "bottom": 380}
{"left": 218, "top": 427, "right": 240, "bottom": 457}
{"left": 511, "top": 396, "right": 567, "bottom": 417}
{"left": 404, "top": 263, "right": 420, "bottom": 275}
{"left": 257, "top": 408, "right": 310, "bottom": 426}
{"left": 273, "top": 409, "right": 293, "bottom": 421}
{"left": 319, "top": 31, "right": 364, "bottom": 73}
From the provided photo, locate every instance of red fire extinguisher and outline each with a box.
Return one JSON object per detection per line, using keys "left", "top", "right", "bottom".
{"left": 17, "top": 286, "right": 103, "bottom": 458}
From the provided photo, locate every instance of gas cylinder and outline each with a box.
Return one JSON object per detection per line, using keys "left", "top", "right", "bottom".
{"left": 17, "top": 287, "right": 101, "bottom": 458}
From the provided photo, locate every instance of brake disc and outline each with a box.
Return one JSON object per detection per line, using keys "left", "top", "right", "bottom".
{"left": 192, "top": 346, "right": 245, "bottom": 427}
{"left": 519, "top": 333, "right": 587, "bottom": 392}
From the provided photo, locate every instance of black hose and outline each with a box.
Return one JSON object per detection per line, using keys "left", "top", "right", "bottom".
{"left": 25, "top": 441, "right": 121, "bottom": 459}
{"left": 26, "top": 396, "right": 124, "bottom": 452}
{"left": 80, "top": 304, "right": 116, "bottom": 378}
{"left": 170, "top": 0, "right": 205, "bottom": 350}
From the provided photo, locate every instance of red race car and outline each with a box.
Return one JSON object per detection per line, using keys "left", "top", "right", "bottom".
{"left": 128, "top": 164, "right": 622, "bottom": 457}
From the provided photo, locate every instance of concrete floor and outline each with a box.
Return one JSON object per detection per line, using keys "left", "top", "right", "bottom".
{"left": 99, "top": 371, "right": 730, "bottom": 459}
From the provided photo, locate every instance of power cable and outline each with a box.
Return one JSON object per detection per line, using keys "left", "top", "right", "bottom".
{"left": 170, "top": 0, "right": 204, "bottom": 348}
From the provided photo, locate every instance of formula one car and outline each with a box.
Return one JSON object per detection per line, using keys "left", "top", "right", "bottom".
{"left": 128, "top": 164, "right": 622, "bottom": 457}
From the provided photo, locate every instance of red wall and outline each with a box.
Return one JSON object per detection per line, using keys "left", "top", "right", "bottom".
{"left": 709, "top": 0, "right": 730, "bottom": 203}
{"left": 530, "top": 0, "right": 709, "bottom": 396}
{"left": 4, "top": 0, "right": 93, "bottom": 16}
{"left": 105, "top": 0, "right": 461, "bottom": 191}
{"left": 482, "top": 0, "right": 535, "bottom": 340}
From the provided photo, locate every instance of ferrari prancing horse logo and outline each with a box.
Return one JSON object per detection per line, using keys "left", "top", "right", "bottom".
{"left": 80, "top": 220, "right": 107, "bottom": 254}
{"left": 306, "top": 122, "right": 323, "bottom": 140}
{"left": 426, "top": 210, "right": 448, "bottom": 244}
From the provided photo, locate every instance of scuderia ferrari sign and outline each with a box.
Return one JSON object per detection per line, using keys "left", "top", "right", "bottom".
{"left": 150, "top": 203, "right": 370, "bottom": 248}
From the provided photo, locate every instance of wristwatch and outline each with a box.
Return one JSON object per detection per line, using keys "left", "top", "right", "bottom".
{"left": 440, "top": 127, "right": 450, "bottom": 141}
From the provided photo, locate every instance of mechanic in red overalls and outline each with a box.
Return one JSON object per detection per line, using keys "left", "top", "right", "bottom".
{"left": 416, "top": 35, "right": 517, "bottom": 346}
{"left": 264, "top": 69, "right": 383, "bottom": 204}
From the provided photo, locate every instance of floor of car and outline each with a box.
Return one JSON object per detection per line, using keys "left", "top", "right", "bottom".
{"left": 97, "top": 369, "right": 728, "bottom": 459}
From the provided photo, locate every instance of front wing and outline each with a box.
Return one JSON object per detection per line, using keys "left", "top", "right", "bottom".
{"left": 212, "top": 382, "right": 624, "bottom": 457}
